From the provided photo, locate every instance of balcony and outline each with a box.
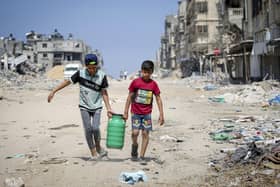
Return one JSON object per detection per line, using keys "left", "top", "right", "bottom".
{"left": 270, "top": 27, "right": 280, "bottom": 40}
{"left": 161, "top": 36, "right": 168, "bottom": 43}
{"left": 228, "top": 8, "right": 243, "bottom": 30}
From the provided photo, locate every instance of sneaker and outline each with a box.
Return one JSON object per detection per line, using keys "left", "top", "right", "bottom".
{"left": 88, "top": 155, "right": 99, "bottom": 161}
{"left": 139, "top": 156, "right": 147, "bottom": 165}
{"left": 97, "top": 148, "right": 108, "bottom": 157}
{"left": 131, "top": 144, "right": 138, "bottom": 161}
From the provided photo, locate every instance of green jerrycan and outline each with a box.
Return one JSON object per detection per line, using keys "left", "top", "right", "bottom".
{"left": 106, "top": 114, "right": 125, "bottom": 149}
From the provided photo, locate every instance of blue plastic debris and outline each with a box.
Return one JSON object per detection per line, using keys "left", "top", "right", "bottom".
{"left": 204, "top": 85, "right": 217, "bottom": 91}
{"left": 5, "top": 153, "right": 25, "bottom": 159}
{"left": 119, "top": 170, "right": 148, "bottom": 185}
{"left": 268, "top": 95, "right": 280, "bottom": 105}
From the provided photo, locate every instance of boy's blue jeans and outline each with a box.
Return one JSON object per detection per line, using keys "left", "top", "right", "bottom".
{"left": 131, "top": 113, "right": 152, "bottom": 131}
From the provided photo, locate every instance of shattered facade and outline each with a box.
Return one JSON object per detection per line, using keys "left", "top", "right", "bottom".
{"left": 160, "top": 0, "right": 221, "bottom": 78}
{"left": 160, "top": 15, "right": 178, "bottom": 70}
{"left": 159, "top": 0, "right": 280, "bottom": 83}
{"left": 0, "top": 29, "right": 102, "bottom": 75}
{"left": 226, "top": 0, "right": 280, "bottom": 83}
{"left": 251, "top": 0, "right": 280, "bottom": 80}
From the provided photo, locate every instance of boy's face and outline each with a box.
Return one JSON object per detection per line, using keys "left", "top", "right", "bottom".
{"left": 86, "top": 64, "right": 98, "bottom": 76}
{"left": 141, "top": 69, "right": 152, "bottom": 81}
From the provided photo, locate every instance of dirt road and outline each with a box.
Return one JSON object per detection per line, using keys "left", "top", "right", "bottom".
{"left": 0, "top": 78, "right": 276, "bottom": 186}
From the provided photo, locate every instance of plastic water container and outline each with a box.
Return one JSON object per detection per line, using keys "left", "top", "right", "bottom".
{"left": 106, "top": 114, "right": 125, "bottom": 149}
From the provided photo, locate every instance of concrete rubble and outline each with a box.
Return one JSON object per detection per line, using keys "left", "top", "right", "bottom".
{"left": 4, "top": 177, "right": 24, "bottom": 187}
{"left": 200, "top": 83, "right": 280, "bottom": 186}
{"left": 171, "top": 73, "right": 280, "bottom": 106}
{"left": 164, "top": 73, "right": 280, "bottom": 186}
{"left": 0, "top": 70, "right": 60, "bottom": 92}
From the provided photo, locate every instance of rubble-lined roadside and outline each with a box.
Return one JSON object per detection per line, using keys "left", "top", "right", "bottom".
{"left": 204, "top": 115, "right": 280, "bottom": 186}
{"left": 0, "top": 71, "right": 61, "bottom": 92}
{"left": 171, "top": 74, "right": 280, "bottom": 106}
{"left": 157, "top": 74, "right": 280, "bottom": 186}
{"left": 179, "top": 75, "right": 280, "bottom": 186}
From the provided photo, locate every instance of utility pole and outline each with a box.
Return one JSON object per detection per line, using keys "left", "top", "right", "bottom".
{"left": 218, "top": 0, "right": 229, "bottom": 82}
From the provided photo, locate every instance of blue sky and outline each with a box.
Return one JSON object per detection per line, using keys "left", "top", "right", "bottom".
{"left": 0, "top": 0, "right": 178, "bottom": 78}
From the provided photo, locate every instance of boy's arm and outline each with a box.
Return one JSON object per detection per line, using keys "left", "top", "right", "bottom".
{"left": 155, "top": 95, "right": 164, "bottom": 126}
{"left": 47, "top": 80, "right": 71, "bottom": 103}
{"left": 101, "top": 89, "right": 113, "bottom": 118}
{"left": 123, "top": 92, "right": 133, "bottom": 121}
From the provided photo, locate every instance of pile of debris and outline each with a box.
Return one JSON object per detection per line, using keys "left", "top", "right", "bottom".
{"left": 177, "top": 75, "right": 280, "bottom": 106}
{"left": 0, "top": 70, "right": 60, "bottom": 91}
{"left": 15, "top": 60, "right": 44, "bottom": 76}
{"left": 179, "top": 58, "right": 200, "bottom": 78}
{"left": 206, "top": 142, "right": 280, "bottom": 186}
{"left": 207, "top": 115, "right": 280, "bottom": 186}
{"left": 209, "top": 115, "right": 280, "bottom": 145}
{"left": 207, "top": 80, "right": 280, "bottom": 105}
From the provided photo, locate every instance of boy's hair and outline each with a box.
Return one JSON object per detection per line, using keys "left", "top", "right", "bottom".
{"left": 141, "top": 60, "right": 154, "bottom": 73}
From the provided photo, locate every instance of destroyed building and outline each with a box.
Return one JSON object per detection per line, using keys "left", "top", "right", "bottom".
{"left": 0, "top": 29, "right": 103, "bottom": 75}
{"left": 223, "top": 0, "right": 280, "bottom": 83}
{"left": 159, "top": 0, "right": 280, "bottom": 83}
{"left": 160, "top": 0, "right": 221, "bottom": 78}
{"left": 160, "top": 15, "right": 178, "bottom": 70}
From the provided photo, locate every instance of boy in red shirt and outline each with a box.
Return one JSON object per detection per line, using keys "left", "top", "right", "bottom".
{"left": 123, "top": 60, "right": 164, "bottom": 161}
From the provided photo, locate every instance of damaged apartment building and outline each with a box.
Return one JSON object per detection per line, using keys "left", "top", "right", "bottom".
{"left": 160, "top": 0, "right": 222, "bottom": 78}
{"left": 0, "top": 29, "right": 102, "bottom": 74}
{"left": 227, "top": 0, "right": 280, "bottom": 83}
{"left": 159, "top": 0, "right": 280, "bottom": 83}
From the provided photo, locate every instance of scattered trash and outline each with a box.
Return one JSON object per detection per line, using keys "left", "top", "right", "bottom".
{"left": 211, "top": 132, "right": 232, "bottom": 141}
{"left": 4, "top": 177, "right": 24, "bottom": 187}
{"left": 168, "top": 107, "right": 176, "bottom": 109}
{"left": 235, "top": 116, "right": 256, "bottom": 123}
{"left": 208, "top": 96, "right": 225, "bottom": 103}
{"left": 264, "top": 138, "right": 280, "bottom": 145}
{"left": 220, "top": 147, "right": 237, "bottom": 153}
{"left": 204, "top": 84, "right": 217, "bottom": 91}
{"left": 151, "top": 157, "right": 165, "bottom": 165}
{"left": 40, "top": 157, "right": 68, "bottom": 164}
{"left": 48, "top": 124, "right": 79, "bottom": 130}
{"left": 164, "top": 148, "right": 177, "bottom": 152}
{"left": 5, "top": 153, "right": 25, "bottom": 159}
{"left": 269, "top": 95, "right": 280, "bottom": 105}
{"left": 224, "top": 124, "right": 235, "bottom": 128}
{"left": 43, "top": 168, "right": 49, "bottom": 173}
{"left": 219, "top": 118, "right": 235, "bottom": 123}
{"left": 257, "top": 149, "right": 280, "bottom": 166}
{"left": 230, "top": 142, "right": 263, "bottom": 164}
{"left": 119, "top": 170, "right": 148, "bottom": 185}
{"left": 159, "top": 135, "right": 184, "bottom": 142}
{"left": 261, "top": 169, "right": 275, "bottom": 176}
{"left": 209, "top": 110, "right": 280, "bottom": 186}
{"left": 209, "top": 161, "right": 222, "bottom": 172}
{"left": 263, "top": 162, "right": 280, "bottom": 170}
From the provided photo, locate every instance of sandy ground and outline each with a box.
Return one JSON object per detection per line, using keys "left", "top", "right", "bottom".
{"left": 0, "top": 78, "right": 277, "bottom": 186}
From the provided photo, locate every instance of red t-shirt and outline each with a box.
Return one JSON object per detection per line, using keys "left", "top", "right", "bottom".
{"left": 129, "top": 77, "right": 160, "bottom": 115}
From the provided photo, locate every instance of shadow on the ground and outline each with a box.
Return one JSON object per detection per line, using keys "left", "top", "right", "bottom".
{"left": 73, "top": 156, "right": 130, "bottom": 162}
{"left": 73, "top": 156, "right": 164, "bottom": 164}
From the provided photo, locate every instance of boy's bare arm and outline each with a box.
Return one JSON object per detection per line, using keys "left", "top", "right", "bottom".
{"left": 123, "top": 92, "right": 133, "bottom": 121}
{"left": 155, "top": 95, "right": 164, "bottom": 126}
{"left": 101, "top": 89, "right": 113, "bottom": 118}
{"left": 47, "top": 80, "right": 71, "bottom": 103}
